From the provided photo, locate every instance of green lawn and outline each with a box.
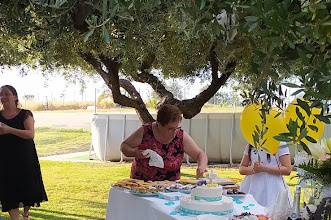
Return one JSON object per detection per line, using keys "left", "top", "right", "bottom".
{"left": 34, "top": 128, "right": 91, "bottom": 157}
{"left": 0, "top": 161, "right": 298, "bottom": 220}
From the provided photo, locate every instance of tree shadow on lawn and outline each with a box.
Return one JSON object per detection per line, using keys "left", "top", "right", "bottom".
{"left": 67, "top": 198, "right": 108, "bottom": 209}
{"left": 29, "top": 210, "right": 103, "bottom": 220}
{"left": 29, "top": 199, "right": 107, "bottom": 220}
{"left": 29, "top": 208, "right": 105, "bottom": 220}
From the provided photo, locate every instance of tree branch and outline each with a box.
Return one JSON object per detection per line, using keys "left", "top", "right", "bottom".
{"left": 130, "top": 49, "right": 236, "bottom": 119}
{"left": 71, "top": 1, "right": 92, "bottom": 32}
{"left": 81, "top": 47, "right": 236, "bottom": 120}
{"left": 131, "top": 53, "right": 176, "bottom": 100}
{"left": 209, "top": 43, "right": 219, "bottom": 81}
{"left": 80, "top": 52, "right": 154, "bottom": 123}
{"left": 179, "top": 59, "right": 237, "bottom": 118}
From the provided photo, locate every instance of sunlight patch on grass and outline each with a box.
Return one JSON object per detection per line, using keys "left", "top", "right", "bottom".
{"left": 35, "top": 127, "right": 91, "bottom": 157}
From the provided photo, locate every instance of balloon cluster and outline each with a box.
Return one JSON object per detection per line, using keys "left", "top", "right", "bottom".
{"left": 240, "top": 98, "right": 325, "bottom": 155}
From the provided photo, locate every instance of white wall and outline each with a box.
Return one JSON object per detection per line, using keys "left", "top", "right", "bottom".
{"left": 91, "top": 113, "right": 331, "bottom": 163}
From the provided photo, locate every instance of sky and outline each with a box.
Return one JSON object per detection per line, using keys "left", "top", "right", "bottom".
{"left": 0, "top": 66, "right": 301, "bottom": 107}
{"left": 0, "top": 67, "right": 105, "bottom": 102}
{"left": 0, "top": 66, "right": 210, "bottom": 103}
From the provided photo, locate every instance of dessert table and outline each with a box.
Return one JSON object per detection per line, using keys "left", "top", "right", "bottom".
{"left": 106, "top": 187, "right": 267, "bottom": 220}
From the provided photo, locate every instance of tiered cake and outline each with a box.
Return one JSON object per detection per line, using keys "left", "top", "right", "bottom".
{"left": 179, "top": 185, "right": 234, "bottom": 216}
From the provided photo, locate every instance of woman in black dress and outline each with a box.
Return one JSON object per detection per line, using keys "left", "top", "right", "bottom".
{"left": 0, "top": 85, "right": 47, "bottom": 220}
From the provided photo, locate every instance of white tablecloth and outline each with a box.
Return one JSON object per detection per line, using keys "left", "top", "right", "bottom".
{"left": 106, "top": 187, "right": 267, "bottom": 220}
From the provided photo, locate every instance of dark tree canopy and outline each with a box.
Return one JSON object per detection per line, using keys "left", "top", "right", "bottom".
{"left": 0, "top": 0, "right": 330, "bottom": 124}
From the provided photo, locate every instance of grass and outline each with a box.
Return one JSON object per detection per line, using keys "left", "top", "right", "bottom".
{"left": 34, "top": 128, "right": 91, "bottom": 157}
{"left": 0, "top": 161, "right": 298, "bottom": 220}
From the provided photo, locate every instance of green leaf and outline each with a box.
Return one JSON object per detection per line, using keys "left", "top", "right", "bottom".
{"left": 248, "top": 22, "right": 258, "bottom": 32}
{"left": 305, "top": 135, "right": 317, "bottom": 143}
{"left": 321, "top": 22, "right": 331, "bottom": 26}
{"left": 288, "top": 40, "right": 295, "bottom": 49}
{"left": 199, "top": 0, "right": 206, "bottom": 10}
{"left": 274, "top": 111, "right": 281, "bottom": 118}
{"left": 110, "top": 0, "right": 120, "bottom": 17}
{"left": 54, "top": 0, "right": 67, "bottom": 8}
{"left": 310, "top": 100, "right": 321, "bottom": 108}
{"left": 255, "top": 125, "right": 261, "bottom": 133}
{"left": 83, "top": 29, "right": 94, "bottom": 42}
{"left": 296, "top": 106, "right": 305, "bottom": 121}
{"left": 261, "top": 139, "right": 267, "bottom": 146}
{"left": 237, "top": 5, "right": 250, "bottom": 9}
{"left": 287, "top": 119, "right": 298, "bottom": 135}
{"left": 245, "top": 16, "right": 258, "bottom": 22}
{"left": 298, "top": 128, "right": 308, "bottom": 140}
{"left": 118, "top": 12, "right": 134, "bottom": 21}
{"left": 128, "top": 0, "right": 135, "bottom": 9}
{"left": 274, "top": 133, "right": 293, "bottom": 142}
{"left": 102, "top": 0, "right": 108, "bottom": 19}
{"left": 308, "top": 125, "right": 318, "bottom": 132}
{"left": 300, "top": 141, "right": 311, "bottom": 155}
{"left": 291, "top": 89, "right": 304, "bottom": 96}
{"left": 297, "top": 99, "right": 311, "bottom": 116}
{"left": 102, "top": 28, "right": 111, "bottom": 44}
{"left": 314, "top": 114, "right": 330, "bottom": 124}
{"left": 282, "top": 82, "right": 301, "bottom": 88}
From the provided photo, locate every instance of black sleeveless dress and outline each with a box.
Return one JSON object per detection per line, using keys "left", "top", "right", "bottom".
{"left": 0, "top": 109, "right": 48, "bottom": 212}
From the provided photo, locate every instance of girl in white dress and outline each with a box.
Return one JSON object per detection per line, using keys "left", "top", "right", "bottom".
{"left": 239, "top": 144, "right": 292, "bottom": 207}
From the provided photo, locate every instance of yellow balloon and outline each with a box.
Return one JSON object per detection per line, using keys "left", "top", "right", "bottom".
{"left": 240, "top": 103, "right": 286, "bottom": 154}
{"left": 284, "top": 98, "right": 325, "bottom": 144}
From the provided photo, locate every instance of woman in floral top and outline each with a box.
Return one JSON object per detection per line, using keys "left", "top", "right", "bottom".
{"left": 121, "top": 104, "right": 208, "bottom": 181}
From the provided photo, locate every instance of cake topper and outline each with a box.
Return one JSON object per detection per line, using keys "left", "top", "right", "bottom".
{"left": 208, "top": 169, "right": 217, "bottom": 184}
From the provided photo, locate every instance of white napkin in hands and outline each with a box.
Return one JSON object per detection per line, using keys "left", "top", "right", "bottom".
{"left": 142, "top": 149, "right": 164, "bottom": 168}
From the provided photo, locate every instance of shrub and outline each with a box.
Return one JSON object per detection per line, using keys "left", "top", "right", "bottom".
{"left": 145, "top": 98, "right": 158, "bottom": 109}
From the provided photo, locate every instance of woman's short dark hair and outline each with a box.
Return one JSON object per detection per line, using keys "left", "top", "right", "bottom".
{"left": 1, "top": 85, "right": 19, "bottom": 106}
{"left": 156, "top": 104, "right": 182, "bottom": 126}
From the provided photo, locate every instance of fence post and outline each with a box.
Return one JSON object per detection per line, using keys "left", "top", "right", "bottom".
{"left": 104, "top": 115, "right": 109, "bottom": 161}
{"left": 204, "top": 114, "right": 208, "bottom": 154}
{"left": 186, "top": 119, "right": 191, "bottom": 165}
{"left": 94, "top": 88, "right": 97, "bottom": 114}
{"left": 120, "top": 114, "right": 126, "bottom": 163}
{"left": 229, "top": 104, "right": 236, "bottom": 166}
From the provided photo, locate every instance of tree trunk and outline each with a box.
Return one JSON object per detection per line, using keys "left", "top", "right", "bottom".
{"left": 80, "top": 48, "right": 237, "bottom": 123}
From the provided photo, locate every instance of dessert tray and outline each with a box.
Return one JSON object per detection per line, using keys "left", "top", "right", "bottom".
{"left": 113, "top": 179, "right": 189, "bottom": 196}
{"left": 165, "top": 183, "right": 195, "bottom": 194}
{"left": 113, "top": 179, "right": 160, "bottom": 193}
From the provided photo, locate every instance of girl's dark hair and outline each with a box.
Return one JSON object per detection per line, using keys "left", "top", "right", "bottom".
{"left": 248, "top": 144, "right": 271, "bottom": 163}
{"left": 1, "top": 85, "right": 19, "bottom": 106}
